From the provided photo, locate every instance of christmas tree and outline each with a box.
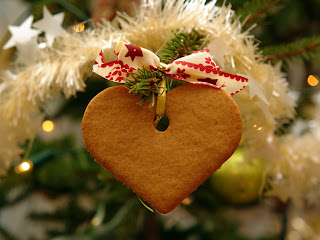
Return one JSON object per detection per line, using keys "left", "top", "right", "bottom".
{"left": 0, "top": 0, "right": 320, "bottom": 239}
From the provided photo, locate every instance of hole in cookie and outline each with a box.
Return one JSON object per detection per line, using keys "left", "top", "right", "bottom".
{"left": 154, "top": 115, "right": 169, "bottom": 132}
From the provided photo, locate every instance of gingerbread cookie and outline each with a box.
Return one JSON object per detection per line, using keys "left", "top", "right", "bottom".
{"left": 82, "top": 84, "right": 242, "bottom": 213}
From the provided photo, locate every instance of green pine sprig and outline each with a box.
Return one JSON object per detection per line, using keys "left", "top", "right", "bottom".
{"left": 262, "top": 36, "right": 320, "bottom": 64}
{"left": 160, "top": 30, "right": 204, "bottom": 64}
{"left": 125, "top": 30, "right": 205, "bottom": 106}
{"left": 125, "top": 67, "right": 163, "bottom": 107}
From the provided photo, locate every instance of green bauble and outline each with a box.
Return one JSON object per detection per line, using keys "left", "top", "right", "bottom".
{"left": 210, "top": 148, "right": 266, "bottom": 204}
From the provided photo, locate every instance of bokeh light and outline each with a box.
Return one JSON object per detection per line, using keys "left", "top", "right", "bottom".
{"left": 73, "top": 22, "right": 85, "bottom": 32}
{"left": 307, "top": 75, "right": 319, "bottom": 86}
{"left": 253, "top": 124, "right": 263, "bottom": 131}
{"left": 181, "top": 197, "right": 192, "bottom": 205}
{"left": 42, "top": 120, "right": 54, "bottom": 132}
{"left": 15, "top": 160, "right": 33, "bottom": 174}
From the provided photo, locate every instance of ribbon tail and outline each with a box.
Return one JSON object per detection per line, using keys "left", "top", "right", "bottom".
{"left": 92, "top": 50, "right": 108, "bottom": 78}
{"left": 164, "top": 68, "right": 247, "bottom": 95}
{"left": 92, "top": 50, "right": 129, "bottom": 83}
{"left": 93, "top": 41, "right": 161, "bottom": 83}
{"left": 164, "top": 72, "right": 224, "bottom": 90}
{"left": 211, "top": 70, "right": 248, "bottom": 96}
{"left": 165, "top": 50, "right": 248, "bottom": 95}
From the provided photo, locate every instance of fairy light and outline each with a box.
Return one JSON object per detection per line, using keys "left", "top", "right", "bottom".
{"left": 73, "top": 22, "right": 85, "bottom": 32}
{"left": 15, "top": 160, "right": 33, "bottom": 174}
{"left": 253, "top": 123, "right": 262, "bottom": 131}
{"left": 21, "top": 162, "right": 30, "bottom": 171}
{"left": 181, "top": 197, "right": 192, "bottom": 205}
{"left": 38, "top": 42, "right": 47, "bottom": 49}
{"left": 307, "top": 75, "right": 319, "bottom": 86}
{"left": 292, "top": 217, "right": 307, "bottom": 231}
{"left": 42, "top": 120, "right": 54, "bottom": 132}
{"left": 91, "top": 217, "right": 102, "bottom": 226}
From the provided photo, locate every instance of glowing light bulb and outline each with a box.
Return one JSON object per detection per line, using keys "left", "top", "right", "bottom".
{"left": 253, "top": 123, "right": 262, "bottom": 131}
{"left": 15, "top": 160, "right": 33, "bottom": 173}
{"left": 38, "top": 42, "right": 47, "bottom": 49}
{"left": 181, "top": 197, "right": 192, "bottom": 205}
{"left": 91, "top": 217, "right": 102, "bottom": 226}
{"left": 21, "top": 162, "right": 30, "bottom": 171}
{"left": 73, "top": 22, "right": 85, "bottom": 32}
{"left": 42, "top": 120, "right": 54, "bottom": 132}
{"left": 307, "top": 75, "right": 319, "bottom": 86}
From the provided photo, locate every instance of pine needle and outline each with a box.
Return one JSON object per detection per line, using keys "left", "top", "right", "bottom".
{"left": 159, "top": 30, "right": 204, "bottom": 64}
{"left": 262, "top": 35, "right": 320, "bottom": 63}
{"left": 125, "top": 67, "right": 163, "bottom": 107}
{"left": 238, "top": 0, "right": 281, "bottom": 28}
{"left": 137, "top": 196, "right": 154, "bottom": 213}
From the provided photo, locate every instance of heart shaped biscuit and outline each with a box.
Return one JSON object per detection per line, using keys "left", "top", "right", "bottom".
{"left": 82, "top": 84, "right": 242, "bottom": 213}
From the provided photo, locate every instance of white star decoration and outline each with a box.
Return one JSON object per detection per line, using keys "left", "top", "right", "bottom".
{"left": 247, "top": 75, "right": 269, "bottom": 105}
{"left": 3, "top": 16, "right": 41, "bottom": 50}
{"left": 33, "top": 6, "right": 65, "bottom": 47}
{"left": 243, "top": 74, "right": 271, "bottom": 122}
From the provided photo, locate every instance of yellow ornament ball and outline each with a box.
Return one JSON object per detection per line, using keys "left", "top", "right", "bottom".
{"left": 210, "top": 148, "right": 266, "bottom": 204}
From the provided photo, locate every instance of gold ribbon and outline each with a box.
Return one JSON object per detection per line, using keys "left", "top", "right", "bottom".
{"left": 154, "top": 77, "right": 167, "bottom": 127}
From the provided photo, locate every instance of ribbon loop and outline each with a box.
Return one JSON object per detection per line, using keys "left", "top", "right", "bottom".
{"left": 93, "top": 41, "right": 248, "bottom": 95}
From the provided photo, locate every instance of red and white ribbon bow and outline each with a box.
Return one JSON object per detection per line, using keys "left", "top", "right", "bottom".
{"left": 93, "top": 41, "right": 248, "bottom": 96}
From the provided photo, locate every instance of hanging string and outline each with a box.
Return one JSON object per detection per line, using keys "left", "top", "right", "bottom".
{"left": 153, "top": 77, "right": 167, "bottom": 127}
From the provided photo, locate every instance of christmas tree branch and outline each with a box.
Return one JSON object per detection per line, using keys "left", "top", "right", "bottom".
{"left": 239, "top": 0, "right": 280, "bottom": 27}
{"left": 56, "top": 0, "right": 89, "bottom": 21}
{"left": 265, "top": 42, "right": 320, "bottom": 61}
{"left": 263, "top": 36, "right": 320, "bottom": 62}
